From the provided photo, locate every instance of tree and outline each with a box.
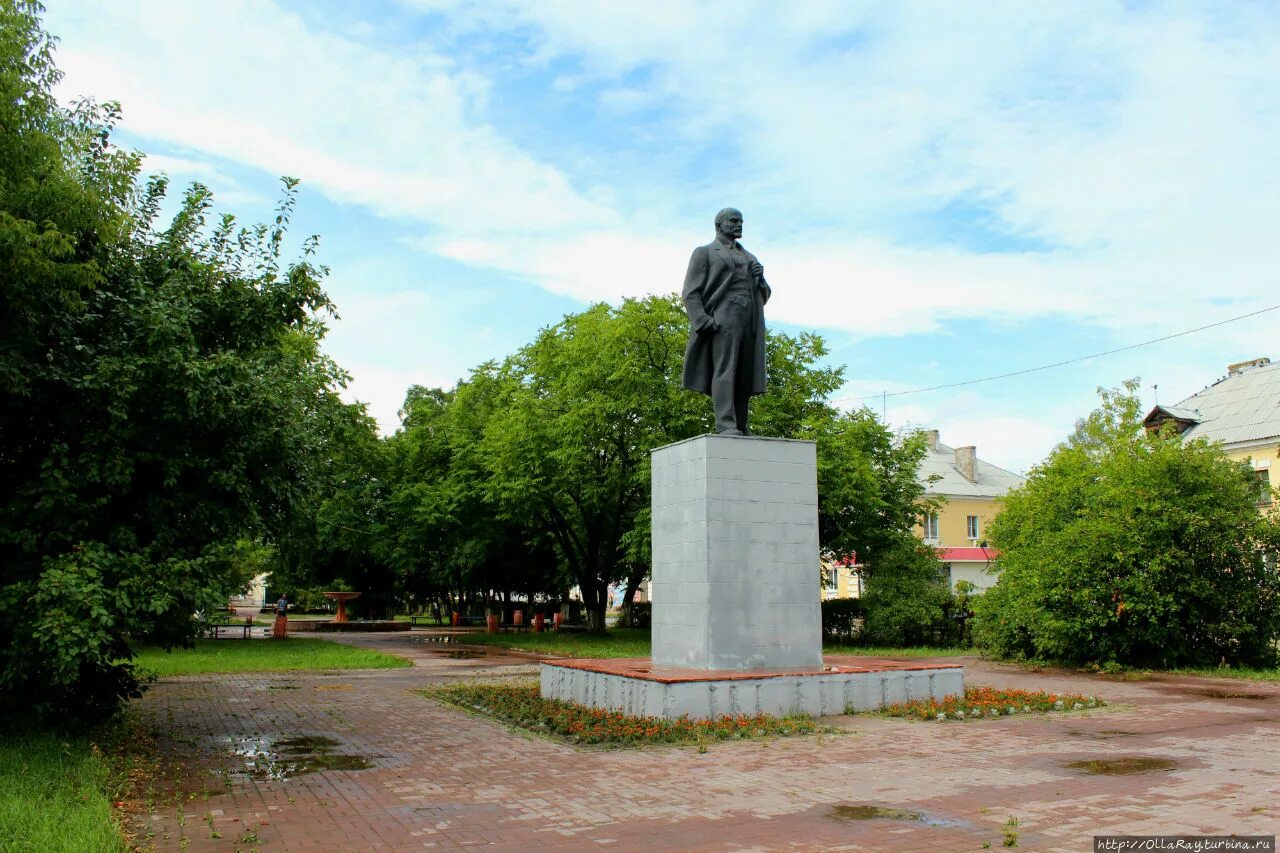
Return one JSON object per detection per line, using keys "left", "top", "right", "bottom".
{"left": 381, "top": 381, "right": 566, "bottom": 618}
{"left": 0, "top": 2, "right": 349, "bottom": 721}
{"left": 478, "top": 297, "right": 705, "bottom": 631}
{"left": 974, "top": 381, "right": 1280, "bottom": 668}
{"left": 461, "top": 295, "right": 936, "bottom": 633}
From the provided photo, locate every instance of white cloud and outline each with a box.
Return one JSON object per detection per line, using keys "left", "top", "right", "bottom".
{"left": 47, "top": 1, "right": 1280, "bottom": 447}
{"left": 395, "top": 0, "right": 1280, "bottom": 341}
{"left": 50, "top": 0, "right": 614, "bottom": 238}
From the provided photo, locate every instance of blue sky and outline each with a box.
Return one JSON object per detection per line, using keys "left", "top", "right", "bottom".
{"left": 44, "top": 1, "right": 1280, "bottom": 472}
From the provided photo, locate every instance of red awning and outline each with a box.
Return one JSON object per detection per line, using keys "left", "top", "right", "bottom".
{"left": 936, "top": 546, "right": 996, "bottom": 562}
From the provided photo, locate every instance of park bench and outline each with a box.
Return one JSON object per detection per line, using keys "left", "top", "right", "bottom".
{"left": 200, "top": 614, "right": 259, "bottom": 639}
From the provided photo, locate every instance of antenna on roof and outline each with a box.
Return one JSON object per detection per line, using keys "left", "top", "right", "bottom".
{"left": 1153, "top": 383, "right": 1159, "bottom": 406}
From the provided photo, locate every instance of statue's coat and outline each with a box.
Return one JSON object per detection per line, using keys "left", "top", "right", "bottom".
{"left": 680, "top": 240, "right": 771, "bottom": 395}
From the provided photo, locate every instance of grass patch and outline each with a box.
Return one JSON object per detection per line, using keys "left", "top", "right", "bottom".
{"left": 461, "top": 629, "right": 973, "bottom": 660}
{"left": 424, "top": 681, "right": 819, "bottom": 746}
{"left": 877, "top": 685, "right": 1105, "bottom": 721}
{"left": 1165, "top": 665, "right": 1280, "bottom": 682}
{"left": 824, "top": 645, "right": 974, "bottom": 658}
{"left": 133, "top": 637, "right": 411, "bottom": 677}
{"left": 0, "top": 728, "right": 125, "bottom": 853}
{"left": 459, "top": 628, "right": 652, "bottom": 658}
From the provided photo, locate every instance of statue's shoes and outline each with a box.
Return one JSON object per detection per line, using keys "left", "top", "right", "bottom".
{"left": 716, "top": 428, "right": 744, "bottom": 436}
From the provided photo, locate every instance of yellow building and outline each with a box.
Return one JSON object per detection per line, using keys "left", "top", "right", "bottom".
{"left": 825, "top": 429, "right": 1025, "bottom": 598}
{"left": 1143, "top": 356, "right": 1280, "bottom": 507}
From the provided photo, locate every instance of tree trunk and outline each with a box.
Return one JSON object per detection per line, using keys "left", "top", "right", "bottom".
{"left": 583, "top": 580, "right": 609, "bottom": 633}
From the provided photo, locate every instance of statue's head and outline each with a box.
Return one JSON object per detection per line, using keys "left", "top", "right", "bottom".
{"left": 714, "top": 208, "right": 743, "bottom": 240}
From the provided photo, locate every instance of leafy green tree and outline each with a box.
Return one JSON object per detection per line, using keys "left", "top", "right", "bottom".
{"left": 0, "top": 2, "right": 349, "bottom": 721}
{"left": 477, "top": 297, "right": 704, "bottom": 631}
{"left": 464, "top": 295, "right": 938, "bottom": 633}
{"left": 974, "top": 381, "right": 1280, "bottom": 668}
{"left": 805, "top": 406, "right": 946, "bottom": 646}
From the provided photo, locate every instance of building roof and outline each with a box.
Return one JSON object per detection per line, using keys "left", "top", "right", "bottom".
{"left": 919, "top": 435, "right": 1025, "bottom": 498}
{"left": 1148, "top": 357, "right": 1280, "bottom": 447}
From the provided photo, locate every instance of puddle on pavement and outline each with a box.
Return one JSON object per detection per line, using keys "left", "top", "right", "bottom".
{"left": 276, "top": 736, "right": 341, "bottom": 752}
{"left": 1195, "top": 689, "right": 1271, "bottom": 701}
{"left": 228, "top": 734, "right": 379, "bottom": 780}
{"left": 826, "top": 804, "right": 957, "bottom": 826}
{"left": 410, "top": 636, "right": 503, "bottom": 658}
{"left": 1064, "top": 757, "right": 1179, "bottom": 776}
{"left": 1066, "top": 729, "right": 1139, "bottom": 739}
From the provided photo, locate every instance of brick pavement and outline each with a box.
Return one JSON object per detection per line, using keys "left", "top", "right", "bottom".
{"left": 126, "top": 633, "right": 1280, "bottom": 852}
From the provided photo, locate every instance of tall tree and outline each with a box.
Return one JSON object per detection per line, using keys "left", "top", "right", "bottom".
{"left": 975, "top": 381, "right": 1280, "bottom": 668}
{"left": 0, "top": 2, "right": 348, "bottom": 721}
{"left": 478, "top": 297, "right": 703, "bottom": 630}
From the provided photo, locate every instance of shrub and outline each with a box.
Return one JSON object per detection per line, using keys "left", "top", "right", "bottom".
{"left": 974, "top": 383, "right": 1280, "bottom": 669}
{"left": 625, "top": 602, "right": 651, "bottom": 629}
{"left": 861, "top": 544, "right": 953, "bottom": 646}
{"left": 821, "top": 597, "right": 866, "bottom": 643}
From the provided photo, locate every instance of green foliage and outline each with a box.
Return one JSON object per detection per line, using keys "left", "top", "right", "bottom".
{"left": 807, "top": 411, "right": 949, "bottom": 647}
{"left": 0, "top": 4, "right": 357, "bottom": 722}
{"left": 132, "top": 638, "right": 410, "bottom": 677}
{"left": 974, "top": 381, "right": 1280, "bottom": 668}
{"left": 860, "top": 543, "right": 954, "bottom": 646}
{"left": 820, "top": 596, "right": 866, "bottom": 643}
{"left": 623, "top": 601, "right": 651, "bottom": 629}
{"left": 477, "top": 296, "right": 709, "bottom": 630}
{"left": 388, "top": 294, "right": 930, "bottom": 634}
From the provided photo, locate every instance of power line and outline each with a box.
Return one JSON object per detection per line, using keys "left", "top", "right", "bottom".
{"left": 835, "top": 302, "right": 1280, "bottom": 404}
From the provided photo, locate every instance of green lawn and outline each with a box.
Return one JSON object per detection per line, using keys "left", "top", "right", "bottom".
{"left": 133, "top": 638, "right": 411, "bottom": 677}
{"left": 0, "top": 730, "right": 123, "bottom": 853}
{"left": 461, "top": 628, "right": 653, "bottom": 658}
{"left": 1166, "top": 665, "right": 1280, "bottom": 682}
{"left": 458, "top": 629, "right": 972, "bottom": 660}
{"left": 824, "top": 644, "right": 974, "bottom": 658}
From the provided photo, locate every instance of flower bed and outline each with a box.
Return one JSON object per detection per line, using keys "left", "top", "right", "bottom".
{"left": 423, "top": 682, "right": 818, "bottom": 746}
{"left": 879, "top": 685, "right": 1104, "bottom": 721}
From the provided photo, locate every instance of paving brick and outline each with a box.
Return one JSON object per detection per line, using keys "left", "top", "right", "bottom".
{"left": 125, "top": 632, "right": 1280, "bottom": 851}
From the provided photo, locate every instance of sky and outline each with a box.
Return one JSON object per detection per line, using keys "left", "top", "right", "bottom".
{"left": 43, "top": 1, "right": 1280, "bottom": 473}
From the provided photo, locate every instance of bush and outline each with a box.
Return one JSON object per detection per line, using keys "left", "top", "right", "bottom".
{"left": 287, "top": 587, "right": 334, "bottom": 613}
{"left": 974, "top": 383, "right": 1280, "bottom": 669}
{"left": 624, "top": 602, "right": 651, "bottom": 629}
{"left": 821, "top": 597, "right": 866, "bottom": 643}
{"left": 861, "top": 544, "right": 953, "bottom": 646}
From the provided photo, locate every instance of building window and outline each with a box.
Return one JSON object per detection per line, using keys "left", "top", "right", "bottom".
{"left": 966, "top": 515, "right": 980, "bottom": 540}
{"left": 923, "top": 513, "right": 939, "bottom": 541}
{"left": 1257, "top": 469, "right": 1272, "bottom": 505}
{"left": 825, "top": 565, "right": 839, "bottom": 592}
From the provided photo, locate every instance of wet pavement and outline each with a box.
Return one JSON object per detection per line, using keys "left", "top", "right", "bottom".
{"left": 126, "top": 631, "right": 1280, "bottom": 851}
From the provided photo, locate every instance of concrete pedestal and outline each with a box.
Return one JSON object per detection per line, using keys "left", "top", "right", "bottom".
{"left": 540, "top": 657, "right": 964, "bottom": 720}
{"left": 538, "top": 434, "right": 964, "bottom": 719}
{"left": 650, "top": 434, "right": 822, "bottom": 670}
